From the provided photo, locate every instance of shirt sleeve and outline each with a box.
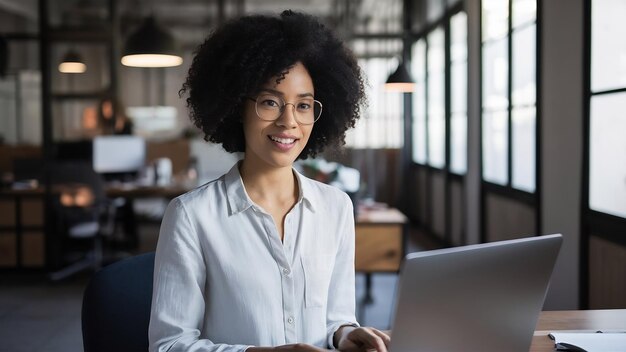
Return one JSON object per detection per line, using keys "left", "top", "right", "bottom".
{"left": 149, "top": 198, "right": 251, "bottom": 352}
{"left": 325, "top": 193, "right": 360, "bottom": 348}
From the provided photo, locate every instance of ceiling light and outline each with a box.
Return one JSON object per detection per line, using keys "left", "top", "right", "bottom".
{"left": 121, "top": 16, "right": 183, "bottom": 68}
{"left": 385, "top": 60, "right": 415, "bottom": 92}
{"left": 0, "top": 36, "right": 8, "bottom": 77}
{"left": 59, "top": 50, "right": 87, "bottom": 73}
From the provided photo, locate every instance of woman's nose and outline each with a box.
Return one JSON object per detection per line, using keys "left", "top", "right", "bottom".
{"left": 275, "top": 103, "right": 298, "bottom": 128}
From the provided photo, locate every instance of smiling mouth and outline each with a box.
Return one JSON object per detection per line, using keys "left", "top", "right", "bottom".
{"left": 268, "top": 135, "right": 297, "bottom": 144}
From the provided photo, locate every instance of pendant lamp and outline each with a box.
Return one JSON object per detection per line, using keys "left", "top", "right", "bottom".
{"left": 121, "top": 16, "right": 183, "bottom": 68}
{"left": 0, "top": 36, "right": 8, "bottom": 77}
{"left": 58, "top": 49, "right": 87, "bottom": 73}
{"left": 384, "top": 60, "right": 415, "bottom": 92}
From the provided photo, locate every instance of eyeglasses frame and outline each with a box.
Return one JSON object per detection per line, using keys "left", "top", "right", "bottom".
{"left": 246, "top": 95, "right": 323, "bottom": 125}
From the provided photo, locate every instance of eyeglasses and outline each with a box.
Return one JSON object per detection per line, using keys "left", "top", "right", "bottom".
{"left": 247, "top": 94, "right": 323, "bottom": 125}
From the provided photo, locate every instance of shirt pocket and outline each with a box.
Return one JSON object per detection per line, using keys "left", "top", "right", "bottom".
{"left": 301, "top": 255, "right": 334, "bottom": 308}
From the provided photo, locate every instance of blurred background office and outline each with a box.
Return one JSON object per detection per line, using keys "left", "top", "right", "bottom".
{"left": 0, "top": 0, "right": 625, "bottom": 351}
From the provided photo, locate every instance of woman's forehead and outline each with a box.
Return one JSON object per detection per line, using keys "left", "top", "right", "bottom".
{"left": 259, "top": 62, "right": 314, "bottom": 95}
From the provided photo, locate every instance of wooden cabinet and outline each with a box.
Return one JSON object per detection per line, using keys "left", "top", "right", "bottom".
{"left": 0, "top": 189, "right": 46, "bottom": 269}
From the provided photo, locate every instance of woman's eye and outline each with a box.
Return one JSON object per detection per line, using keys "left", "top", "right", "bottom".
{"left": 262, "top": 99, "right": 280, "bottom": 108}
{"left": 297, "top": 102, "right": 311, "bottom": 110}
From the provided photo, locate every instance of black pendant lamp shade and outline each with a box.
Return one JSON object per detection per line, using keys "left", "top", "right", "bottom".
{"left": 121, "top": 16, "right": 183, "bottom": 67}
{"left": 0, "top": 36, "right": 8, "bottom": 77}
{"left": 385, "top": 60, "right": 415, "bottom": 92}
{"left": 58, "top": 49, "right": 87, "bottom": 73}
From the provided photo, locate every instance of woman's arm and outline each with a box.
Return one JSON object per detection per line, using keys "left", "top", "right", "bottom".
{"left": 247, "top": 344, "right": 328, "bottom": 352}
{"left": 325, "top": 194, "right": 390, "bottom": 352}
{"left": 324, "top": 194, "right": 360, "bottom": 347}
{"left": 149, "top": 198, "right": 250, "bottom": 352}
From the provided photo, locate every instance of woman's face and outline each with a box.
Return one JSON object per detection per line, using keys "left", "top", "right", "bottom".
{"left": 101, "top": 100, "right": 113, "bottom": 120}
{"left": 242, "top": 62, "right": 315, "bottom": 169}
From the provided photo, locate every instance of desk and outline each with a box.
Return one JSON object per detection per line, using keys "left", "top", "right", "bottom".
{"left": 530, "top": 309, "right": 626, "bottom": 351}
{"left": 355, "top": 207, "right": 408, "bottom": 272}
{"left": 105, "top": 183, "right": 190, "bottom": 199}
{"left": 355, "top": 207, "right": 407, "bottom": 312}
{"left": 104, "top": 183, "right": 191, "bottom": 249}
{"left": 0, "top": 183, "right": 191, "bottom": 270}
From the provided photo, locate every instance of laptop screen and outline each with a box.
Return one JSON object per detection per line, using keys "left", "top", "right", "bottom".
{"left": 389, "top": 234, "right": 562, "bottom": 352}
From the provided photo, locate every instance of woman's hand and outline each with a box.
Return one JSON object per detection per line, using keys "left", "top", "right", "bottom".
{"left": 335, "top": 326, "right": 391, "bottom": 352}
{"left": 247, "top": 343, "right": 328, "bottom": 352}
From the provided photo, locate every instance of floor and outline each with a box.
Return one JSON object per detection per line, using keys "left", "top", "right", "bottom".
{"left": 0, "top": 275, "right": 86, "bottom": 352}
{"left": 0, "top": 225, "right": 438, "bottom": 352}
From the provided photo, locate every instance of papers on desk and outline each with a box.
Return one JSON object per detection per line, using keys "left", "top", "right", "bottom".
{"left": 549, "top": 331, "right": 626, "bottom": 351}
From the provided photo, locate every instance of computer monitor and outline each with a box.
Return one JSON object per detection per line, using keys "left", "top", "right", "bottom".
{"left": 93, "top": 136, "right": 145, "bottom": 179}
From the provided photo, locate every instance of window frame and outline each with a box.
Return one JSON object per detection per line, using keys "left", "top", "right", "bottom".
{"left": 407, "top": 4, "right": 467, "bottom": 245}
{"left": 580, "top": 0, "right": 626, "bottom": 309}
{"left": 479, "top": 0, "right": 540, "bottom": 198}
{"left": 410, "top": 6, "right": 468, "bottom": 179}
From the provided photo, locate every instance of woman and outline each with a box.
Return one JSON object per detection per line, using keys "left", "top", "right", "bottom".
{"left": 98, "top": 96, "right": 133, "bottom": 135}
{"left": 149, "top": 10, "right": 390, "bottom": 352}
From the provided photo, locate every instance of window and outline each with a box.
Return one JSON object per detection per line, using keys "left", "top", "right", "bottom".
{"left": 0, "top": 41, "right": 41, "bottom": 145}
{"left": 588, "top": 0, "right": 626, "bottom": 218}
{"left": 411, "top": 38, "right": 427, "bottom": 164}
{"left": 481, "top": 0, "right": 537, "bottom": 192}
{"left": 450, "top": 12, "right": 468, "bottom": 174}
{"left": 427, "top": 26, "right": 446, "bottom": 169}
{"left": 346, "top": 54, "right": 404, "bottom": 148}
{"left": 346, "top": 38, "right": 404, "bottom": 149}
{"left": 411, "top": 13, "right": 467, "bottom": 172}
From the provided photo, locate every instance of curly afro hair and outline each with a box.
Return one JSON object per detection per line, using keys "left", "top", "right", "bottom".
{"left": 180, "top": 10, "right": 366, "bottom": 159}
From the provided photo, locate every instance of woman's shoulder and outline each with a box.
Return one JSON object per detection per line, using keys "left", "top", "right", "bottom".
{"left": 171, "top": 176, "right": 227, "bottom": 210}
{"left": 298, "top": 173, "right": 352, "bottom": 205}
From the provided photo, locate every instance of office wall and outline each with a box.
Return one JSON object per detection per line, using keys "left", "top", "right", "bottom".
{"left": 450, "top": 179, "right": 464, "bottom": 245}
{"left": 541, "top": 0, "right": 583, "bottom": 310}
{"left": 589, "top": 236, "right": 626, "bottom": 308}
{"left": 430, "top": 172, "right": 446, "bottom": 238}
{"left": 485, "top": 193, "right": 536, "bottom": 241}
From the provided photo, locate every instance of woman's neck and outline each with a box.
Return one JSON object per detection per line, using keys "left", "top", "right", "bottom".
{"left": 239, "top": 159, "right": 298, "bottom": 205}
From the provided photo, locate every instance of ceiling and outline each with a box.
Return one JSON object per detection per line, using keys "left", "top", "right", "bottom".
{"left": 0, "top": 0, "right": 404, "bottom": 49}
{"left": 117, "top": 0, "right": 404, "bottom": 49}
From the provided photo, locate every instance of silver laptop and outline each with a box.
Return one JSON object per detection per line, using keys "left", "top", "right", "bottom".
{"left": 389, "top": 234, "right": 563, "bottom": 352}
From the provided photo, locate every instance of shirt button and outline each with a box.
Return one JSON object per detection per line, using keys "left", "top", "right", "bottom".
{"left": 287, "top": 317, "right": 294, "bottom": 324}
{"left": 282, "top": 268, "right": 290, "bottom": 275}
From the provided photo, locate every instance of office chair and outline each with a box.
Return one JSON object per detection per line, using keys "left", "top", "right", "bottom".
{"left": 82, "top": 252, "right": 155, "bottom": 352}
{"left": 48, "top": 161, "right": 116, "bottom": 281}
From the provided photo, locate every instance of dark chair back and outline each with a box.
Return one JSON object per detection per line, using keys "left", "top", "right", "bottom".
{"left": 49, "top": 161, "right": 105, "bottom": 203}
{"left": 82, "top": 252, "right": 155, "bottom": 352}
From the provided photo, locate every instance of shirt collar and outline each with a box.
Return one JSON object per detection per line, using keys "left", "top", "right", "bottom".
{"left": 293, "top": 167, "right": 317, "bottom": 213}
{"left": 224, "top": 162, "right": 317, "bottom": 216}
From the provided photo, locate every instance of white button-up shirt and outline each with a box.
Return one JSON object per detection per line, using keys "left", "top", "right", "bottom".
{"left": 149, "top": 163, "right": 359, "bottom": 352}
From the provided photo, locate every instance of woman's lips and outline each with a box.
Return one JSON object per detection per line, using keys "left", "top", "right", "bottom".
{"left": 268, "top": 135, "right": 298, "bottom": 151}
